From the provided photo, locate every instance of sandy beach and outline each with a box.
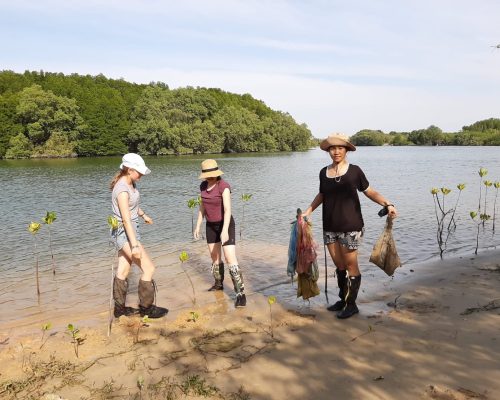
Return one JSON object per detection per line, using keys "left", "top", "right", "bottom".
{"left": 1, "top": 242, "right": 499, "bottom": 400}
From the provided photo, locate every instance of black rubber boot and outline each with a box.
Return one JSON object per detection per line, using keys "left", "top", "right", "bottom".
{"left": 113, "top": 277, "right": 139, "bottom": 318}
{"left": 229, "top": 264, "right": 246, "bottom": 308}
{"left": 327, "top": 269, "right": 347, "bottom": 312}
{"left": 138, "top": 279, "right": 168, "bottom": 319}
{"left": 337, "top": 275, "right": 361, "bottom": 319}
{"left": 208, "top": 262, "right": 224, "bottom": 291}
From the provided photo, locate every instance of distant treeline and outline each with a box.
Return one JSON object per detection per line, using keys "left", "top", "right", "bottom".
{"left": 350, "top": 120, "right": 500, "bottom": 146}
{"left": 0, "top": 70, "right": 313, "bottom": 159}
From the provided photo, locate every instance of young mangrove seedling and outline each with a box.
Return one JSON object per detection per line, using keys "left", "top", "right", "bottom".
{"left": 493, "top": 182, "right": 500, "bottom": 232}
{"left": 42, "top": 211, "right": 57, "bottom": 275}
{"left": 39, "top": 322, "right": 52, "bottom": 350}
{"left": 187, "top": 197, "right": 200, "bottom": 237}
{"left": 268, "top": 295, "right": 276, "bottom": 338}
{"left": 478, "top": 167, "right": 488, "bottom": 212}
{"left": 240, "top": 193, "right": 253, "bottom": 240}
{"left": 67, "top": 323, "right": 85, "bottom": 358}
{"left": 28, "top": 221, "right": 42, "bottom": 299}
{"left": 188, "top": 311, "right": 199, "bottom": 323}
{"left": 134, "top": 316, "right": 150, "bottom": 344}
{"left": 137, "top": 375, "right": 145, "bottom": 400}
{"left": 483, "top": 180, "right": 493, "bottom": 227}
{"left": 179, "top": 251, "right": 196, "bottom": 305}
{"left": 470, "top": 211, "right": 491, "bottom": 255}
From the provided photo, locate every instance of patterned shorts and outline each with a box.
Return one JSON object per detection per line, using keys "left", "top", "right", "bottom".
{"left": 323, "top": 229, "right": 364, "bottom": 250}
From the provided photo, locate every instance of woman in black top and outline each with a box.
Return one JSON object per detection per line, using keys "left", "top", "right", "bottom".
{"left": 303, "top": 134, "right": 398, "bottom": 319}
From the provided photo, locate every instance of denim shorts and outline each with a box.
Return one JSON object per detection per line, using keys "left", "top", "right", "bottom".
{"left": 110, "top": 220, "right": 141, "bottom": 251}
{"left": 323, "top": 229, "right": 364, "bottom": 250}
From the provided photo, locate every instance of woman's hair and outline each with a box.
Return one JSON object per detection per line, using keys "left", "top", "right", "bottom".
{"left": 110, "top": 168, "right": 128, "bottom": 190}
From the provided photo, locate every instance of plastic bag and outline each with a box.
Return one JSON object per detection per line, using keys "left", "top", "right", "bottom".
{"left": 369, "top": 217, "right": 401, "bottom": 276}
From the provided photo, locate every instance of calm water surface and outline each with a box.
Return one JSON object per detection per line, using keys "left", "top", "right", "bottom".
{"left": 1, "top": 147, "right": 499, "bottom": 327}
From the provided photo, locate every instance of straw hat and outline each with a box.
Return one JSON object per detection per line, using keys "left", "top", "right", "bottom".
{"left": 120, "top": 153, "right": 151, "bottom": 175}
{"left": 320, "top": 133, "right": 356, "bottom": 152}
{"left": 199, "top": 159, "right": 224, "bottom": 179}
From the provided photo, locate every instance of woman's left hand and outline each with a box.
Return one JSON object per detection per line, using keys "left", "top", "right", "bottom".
{"left": 387, "top": 205, "right": 398, "bottom": 218}
{"left": 143, "top": 215, "right": 153, "bottom": 224}
{"left": 221, "top": 230, "right": 229, "bottom": 244}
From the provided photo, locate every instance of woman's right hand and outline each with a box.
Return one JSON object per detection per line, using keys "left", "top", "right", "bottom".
{"left": 131, "top": 245, "right": 142, "bottom": 260}
{"left": 194, "top": 226, "right": 200, "bottom": 240}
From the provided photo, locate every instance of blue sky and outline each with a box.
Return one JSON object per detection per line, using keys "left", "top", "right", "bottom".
{"left": 1, "top": 0, "right": 500, "bottom": 137}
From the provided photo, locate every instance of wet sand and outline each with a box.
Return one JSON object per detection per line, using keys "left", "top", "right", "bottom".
{"left": 1, "top": 242, "right": 499, "bottom": 399}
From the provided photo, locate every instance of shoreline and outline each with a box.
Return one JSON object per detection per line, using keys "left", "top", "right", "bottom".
{"left": 2, "top": 247, "right": 500, "bottom": 399}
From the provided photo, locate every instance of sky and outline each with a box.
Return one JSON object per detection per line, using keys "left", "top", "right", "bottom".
{"left": 1, "top": 0, "right": 500, "bottom": 137}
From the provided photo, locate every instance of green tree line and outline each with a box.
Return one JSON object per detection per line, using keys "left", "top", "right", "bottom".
{"left": 0, "top": 70, "right": 313, "bottom": 158}
{"left": 350, "top": 120, "right": 500, "bottom": 147}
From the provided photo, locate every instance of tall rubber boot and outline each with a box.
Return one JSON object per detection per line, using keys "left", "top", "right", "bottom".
{"left": 229, "top": 264, "right": 246, "bottom": 308}
{"left": 337, "top": 275, "right": 361, "bottom": 319}
{"left": 113, "top": 277, "right": 139, "bottom": 317}
{"left": 138, "top": 279, "right": 168, "bottom": 318}
{"left": 326, "top": 269, "right": 347, "bottom": 312}
{"left": 208, "top": 262, "right": 224, "bottom": 291}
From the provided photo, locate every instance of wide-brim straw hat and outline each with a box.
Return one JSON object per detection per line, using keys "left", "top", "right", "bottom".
{"left": 320, "top": 133, "right": 356, "bottom": 152}
{"left": 199, "top": 159, "right": 224, "bottom": 179}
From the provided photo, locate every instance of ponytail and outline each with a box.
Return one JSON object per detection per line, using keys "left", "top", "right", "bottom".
{"left": 109, "top": 168, "right": 128, "bottom": 190}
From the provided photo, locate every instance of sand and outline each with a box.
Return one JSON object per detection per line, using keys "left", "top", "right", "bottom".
{"left": 1, "top": 244, "right": 499, "bottom": 400}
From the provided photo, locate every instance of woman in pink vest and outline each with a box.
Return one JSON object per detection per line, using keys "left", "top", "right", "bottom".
{"left": 194, "top": 159, "right": 246, "bottom": 308}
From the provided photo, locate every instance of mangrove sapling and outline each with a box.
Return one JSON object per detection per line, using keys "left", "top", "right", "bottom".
{"left": 239, "top": 193, "right": 252, "bottom": 240}
{"left": 42, "top": 211, "right": 57, "bottom": 275}
{"left": 134, "top": 316, "right": 150, "bottom": 344}
{"left": 493, "top": 182, "right": 500, "bottom": 232}
{"left": 483, "top": 180, "right": 493, "bottom": 227}
{"left": 39, "top": 322, "right": 52, "bottom": 350}
{"left": 137, "top": 375, "right": 145, "bottom": 400}
{"left": 470, "top": 212, "right": 491, "bottom": 255}
{"left": 447, "top": 183, "right": 466, "bottom": 231}
{"left": 267, "top": 295, "right": 276, "bottom": 338}
{"left": 28, "top": 222, "right": 42, "bottom": 299}
{"left": 107, "top": 216, "right": 120, "bottom": 337}
{"left": 187, "top": 197, "right": 200, "bottom": 237}
{"left": 431, "top": 187, "right": 453, "bottom": 258}
{"left": 478, "top": 167, "right": 488, "bottom": 212}
{"left": 67, "top": 324, "right": 85, "bottom": 358}
{"left": 179, "top": 251, "right": 196, "bottom": 305}
{"left": 188, "top": 311, "right": 199, "bottom": 323}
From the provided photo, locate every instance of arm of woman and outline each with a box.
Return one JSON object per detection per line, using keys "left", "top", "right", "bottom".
{"left": 194, "top": 200, "right": 205, "bottom": 240}
{"left": 117, "top": 192, "right": 142, "bottom": 259}
{"left": 221, "top": 188, "right": 232, "bottom": 244}
{"left": 138, "top": 207, "right": 153, "bottom": 224}
{"left": 363, "top": 187, "right": 398, "bottom": 217}
{"left": 302, "top": 193, "right": 324, "bottom": 218}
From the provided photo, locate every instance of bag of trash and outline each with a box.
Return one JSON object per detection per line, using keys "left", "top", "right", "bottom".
{"left": 369, "top": 217, "right": 401, "bottom": 276}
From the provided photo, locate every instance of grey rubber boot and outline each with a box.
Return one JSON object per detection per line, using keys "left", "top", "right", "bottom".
{"left": 113, "top": 277, "right": 139, "bottom": 318}
{"left": 208, "top": 262, "right": 224, "bottom": 291}
{"left": 229, "top": 264, "right": 246, "bottom": 307}
{"left": 327, "top": 269, "right": 347, "bottom": 312}
{"left": 138, "top": 279, "right": 168, "bottom": 319}
{"left": 337, "top": 275, "right": 361, "bottom": 319}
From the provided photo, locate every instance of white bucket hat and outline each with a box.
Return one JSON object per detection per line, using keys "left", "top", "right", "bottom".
{"left": 120, "top": 153, "right": 151, "bottom": 175}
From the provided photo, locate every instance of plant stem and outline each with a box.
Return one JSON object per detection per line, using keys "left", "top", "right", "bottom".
{"left": 48, "top": 226, "right": 56, "bottom": 275}
{"left": 269, "top": 305, "right": 274, "bottom": 338}
{"left": 34, "top": 236, "right": 40, "bottom": 299}
{"left": 181, "top": 261, "right": 196, "bottom": 305}
{"left": 475, "top": 223, "right": 480, "bottom": 255}
{"left": 493, "top": 188, "right": 498, "bottom": 232}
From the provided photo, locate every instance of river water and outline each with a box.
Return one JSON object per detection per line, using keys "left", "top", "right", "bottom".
{"left": 1, "top": 147, "right": 499, "bottom": 329}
